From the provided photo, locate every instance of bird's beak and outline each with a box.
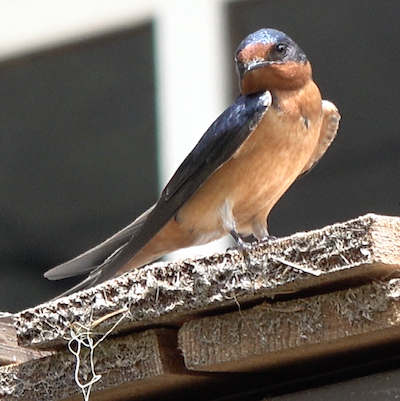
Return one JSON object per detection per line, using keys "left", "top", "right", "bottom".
{"left": 239, "top": 43, "right": 274, "bottom": 77}
{"left": 237, "top": 59, "right": 271, "bottom": 81}
{"left": 237, "top": 60, "right": 270, "bottom": 79}
{"left": 246, "top": 59, "right": 271, "bottom": 73}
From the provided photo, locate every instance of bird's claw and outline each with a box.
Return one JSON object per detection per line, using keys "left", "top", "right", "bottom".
{"left": 229, "top": 230, "right": 256, "bottom": 251}
{"left": 260, "top": 235, "right": 277, "bottom": 243}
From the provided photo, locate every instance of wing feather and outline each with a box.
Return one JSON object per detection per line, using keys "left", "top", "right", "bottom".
{"left": 298, "top": 100, "right": 340, "bottom": 177}
{"left": 45, "top": 91, "right": 272, "bottom": 295}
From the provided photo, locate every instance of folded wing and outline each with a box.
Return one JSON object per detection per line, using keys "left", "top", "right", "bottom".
{"left": 45, "top": 91, "right": 272, "bottom": 296}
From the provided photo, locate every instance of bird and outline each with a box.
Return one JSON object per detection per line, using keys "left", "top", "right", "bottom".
{"left": 45, "top": 28, "right": 340, "bottom": 297}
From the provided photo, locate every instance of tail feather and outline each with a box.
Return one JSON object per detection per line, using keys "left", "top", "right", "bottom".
{"left": 44, "top": 205, "right": 155, "bottom": 281}
{"left": 51, "top": 267, "right": 106, "bottom": 299}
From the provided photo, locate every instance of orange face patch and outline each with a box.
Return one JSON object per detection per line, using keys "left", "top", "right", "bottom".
{"left": 240, "top": 61, "right": 312, "bottom": 94}
{"left": 237, "top": 43, "right": 273, "bottom": 65}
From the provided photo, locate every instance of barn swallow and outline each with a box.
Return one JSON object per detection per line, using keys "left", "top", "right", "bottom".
{"left": 45, "top": 28, "right": 340, "bottom": 296}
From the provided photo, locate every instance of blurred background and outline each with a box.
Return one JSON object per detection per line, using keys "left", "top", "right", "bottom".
{"left": 0, "top": 0, "right": 399, "bottom": 311}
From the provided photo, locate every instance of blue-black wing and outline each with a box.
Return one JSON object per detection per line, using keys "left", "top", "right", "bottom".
{"left": 45, "top": 91, "right": 271, "bottom": 295}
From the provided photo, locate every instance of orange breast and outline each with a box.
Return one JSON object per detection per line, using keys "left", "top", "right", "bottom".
{"left": 121, "top": 80, "right": 323, "bottom": 271}
{"left": 177, "top": 80, "right": 323, "bottom": 238}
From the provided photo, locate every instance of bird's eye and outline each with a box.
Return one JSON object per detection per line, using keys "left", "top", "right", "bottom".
{"left": 275, "top": 43, "right": 288, "bottom": 56}
{"left": 267, "top": 42, "right": 289, "bottom": 62}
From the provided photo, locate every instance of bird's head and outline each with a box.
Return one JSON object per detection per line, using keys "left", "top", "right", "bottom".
{"left": 235, "top": 28, "right": 311, "bottom": 95}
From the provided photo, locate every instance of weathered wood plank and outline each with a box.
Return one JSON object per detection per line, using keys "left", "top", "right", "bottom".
{"left": 5, "top": 281, "right": 400, "bottom": 400}
{"left": 179, "top": 279, "right": 400, "bottom": 372}
{"left": 0, "top": 328, "right": 207, "bottom": 401}
{"left": 0, "top": 314, "right": 52, "bottom": 366}
{"left": 14, "top": 214, "right": 400, "bottom": 349}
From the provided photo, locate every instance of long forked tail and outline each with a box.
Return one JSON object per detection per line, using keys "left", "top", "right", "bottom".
{"left": 44, "top": 205, "right": 156, "bottom": 297}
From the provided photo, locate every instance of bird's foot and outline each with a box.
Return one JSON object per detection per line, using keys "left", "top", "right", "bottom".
{"left": 229, "top": 230, "right": 278, "bottom": 254}
{"left": 229, "top": 230, "right": 256, "bottom": 251}
{"left": 260, "top": 235, "right": 277, "bottom": 244}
